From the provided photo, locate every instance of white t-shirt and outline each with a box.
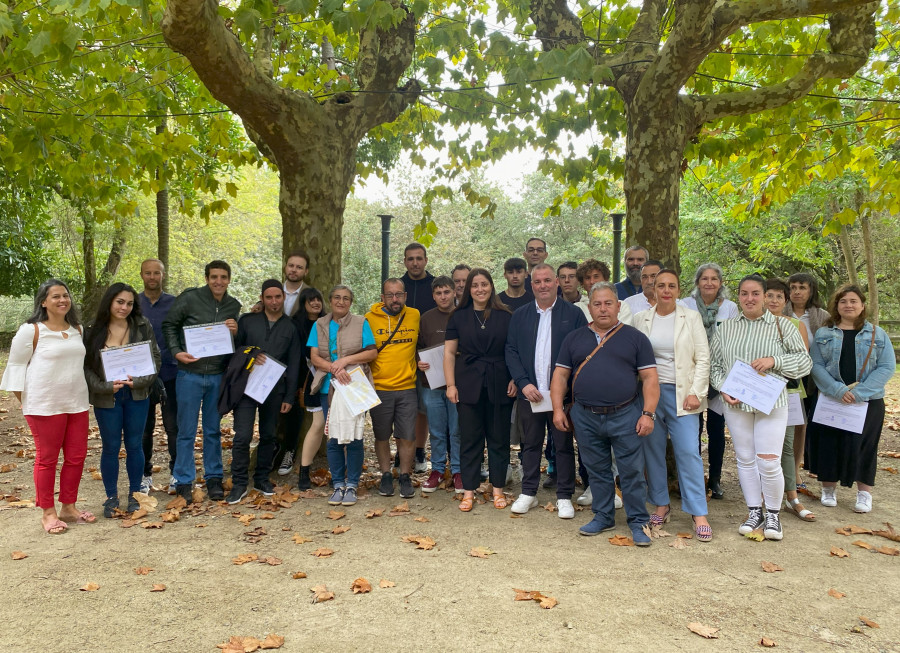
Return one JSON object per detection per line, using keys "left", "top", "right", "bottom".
{"left": 648, "top": 312, "right": 677, "bottom": 384}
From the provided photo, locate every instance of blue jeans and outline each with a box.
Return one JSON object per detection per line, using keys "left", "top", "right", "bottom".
{"left": 643, "top": 384, "right": 708, "bottom": 516}
{"left": 327, "top": 439, "right": 363, "bottom": 489}
{"left": 173, "top": 370, "right": 223, "bottom": 484}
{"left": 421, "top": 386, "right": 460, "bottom": 475}
{"left": 94, "top": 388, "right": 149, "bottom": 498}
{"left": 571, "top": 401, "right": 649, "bottom": 530}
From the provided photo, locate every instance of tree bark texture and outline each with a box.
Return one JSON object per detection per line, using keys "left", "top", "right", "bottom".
{"left": 156, "top": 121, "right": 170, "bottom": 290}
{"left": 81, "top": 215, "right": 126, "bottom": 318}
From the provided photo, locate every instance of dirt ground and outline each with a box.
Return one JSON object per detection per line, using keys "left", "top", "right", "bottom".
{"left": 1, "top": 369, "right": 898, "bottom": 653}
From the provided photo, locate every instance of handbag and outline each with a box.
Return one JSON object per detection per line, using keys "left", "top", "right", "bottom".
{"left": 562, "top": 323, "right": 624, "bottom": 432}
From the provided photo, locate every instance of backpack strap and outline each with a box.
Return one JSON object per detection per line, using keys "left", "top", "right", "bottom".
{"left": 32, "top": 323, "right": 39, "bottom": 351}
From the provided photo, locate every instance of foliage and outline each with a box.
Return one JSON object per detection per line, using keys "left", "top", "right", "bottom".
{"left": 0, "top": 180, "right": 56, "bottom": 295}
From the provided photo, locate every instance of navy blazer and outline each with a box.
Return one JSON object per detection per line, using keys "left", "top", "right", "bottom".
{"left": 505, "top": 298, "right": 588, "bottom": 394}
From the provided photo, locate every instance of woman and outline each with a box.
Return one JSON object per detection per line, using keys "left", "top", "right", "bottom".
{"left": 282, "top": 287, "right": 326, "bottom": 488}
{"left": 633, "top": 270, "right": 713, "bottom": 541}
{"left": 443, "top": 269, "right": 516, "bottom": 512}
{"left": 84, "top": 283, "right": 161, "bottom": 517}
{"left": 809, "top": 285, "right": 895, "bottom": 513}
{"left": 764, "top": 278, "right": 815, "bottom": 522}
{"left": 710, "top": 275, "right": 812, "bottom": 541}
{"left": 307, "top": 285, "right": 377, "bottom": 507}
{"left": 683, "top": 263, "right": 738, "bottom": 499}
{"left": 0, "top": 279, "right": 95, "bottom": 533}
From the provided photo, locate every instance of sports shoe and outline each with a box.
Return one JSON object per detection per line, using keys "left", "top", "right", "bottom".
{"left": 277, "top": 451, "right": 294, "bottom": 476}
{"left": 140, "top": 475, "right": 152, "bottom": 494}
{"left": 452, "top": 473, "right": 463, "bottom": 494}
{"left": 103, "top": 496, "right": 119, "bottom": 518}
{"left": 854, "top": 490, "right": 872, "bottom": 513}
{"left": 379, "top": 473, "right": 395, "bottom": 497}
{"left": 167, "top": 476, "right": 177, "bottom": 495}
{"left": 632, "top": 527, "right": 652, "bottom": 547}
{"left": 557, "top": 499, "right": 575, "bottom": 519}
{"left": 576, "top": 486, "right": 592, "bottom": 506}
{"left": 328, "top": 487, "right": 345, "bottom": 505}
{"left": 256, "top": 479, "right": 276, "bottom": 496}
{"left": 738, "top": 506, "right": 764, "bottom": 535}
{"left": 206, "top": 478, "right": 224, "bottom": 501}
{"left": 399, "top": 473, "right": 415, "bottom": 499}
{"left": 578, "top": 517, "right": 616, "bottom": 536}
{"left": 227, "top": 485, "right": 248, "bottom": 505}
{"left": 298, "top": 466, "right": 311, "bottom": 490}
{"left": 764, "top": 510, "right": 783, "bottom": 541}
{"left": 511, "top": 493, "right": 539, "bottom": 514}
{"left": 126, "top": 495, "right": 140, "bottom": 513}
{"left": 176, "top": 483, "right": 193, "bottom": 505}
{"left": 542, "top": 474, "right": 557, "bottom": 489}
{"left": 821, "top": 486, "right": 837, "bottom": 507}
{"left": 614, "top": 492, "right": 623, "bottom": 510}
{"left": 421, "top": 470, "right": 443, "bottom": 493}
{"left": 414, "top": 459, "right": 429, "bottom": 474}
{"left": 341, "top": 487, "right": 358, "bottom": 506}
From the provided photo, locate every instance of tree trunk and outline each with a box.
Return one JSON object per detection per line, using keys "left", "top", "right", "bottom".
{"left": 837, "top": 225, "right": 859, "bottom": 286}
{"left": 156, "top": 121, "right": 170, "bottom": 289}
{"left": 81, "top": 215, "right": 127, "bottom": 319}
{"left": 860, "top": 211, "right": 878, "bottom": 325}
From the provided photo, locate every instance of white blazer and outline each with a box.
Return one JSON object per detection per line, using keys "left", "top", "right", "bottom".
{"left": 632, "top": 304, "right": 710, "bottom": 416}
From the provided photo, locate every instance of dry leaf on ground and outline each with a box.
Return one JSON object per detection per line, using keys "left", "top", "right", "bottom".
{"left": 876, "top": 545, "right": 899, "bottom": 556}
{"left": 332, "top": 525, "right": 350, "bottom": 535}
{"left": 166, "top": 496, "right": 187, "bottom": 510}
{"left": 311, "top": 548, "right": 334, "bottom": 558}
{"left": 10, "top": 551, "right": 27, "bottom": 560}
{"left": 90, "top": 470, "right": 102, "bottom": 480}
{"left": 744, "top": 530, "right": 765, "bottom": 542}
{"left": 881, "top": 467, "right": 898, "bottom": 474}
{"left": 217, "top": 634, "right": 285, "bottom": 652}
{"left": 351, "top": 577, "right": 372, "bottom": 594}
{"left": 261, "top": 634, "right": 285, "bottom": 649}
{"left": 852, "top": 540, "right": 873, "bottom": 550}
{"left": 687, "top": 622, "right": 719, "bottom": 639}
{"left": 538, "top": 595, "right": 558, "bottom": 609}
{"left": 542, "top": 502, "right": 556, "bottom": 512}
{"left": 365, "top": 509, "right": 384, "bottom": 519}
{"left": 141, "top": 521, "right": 163, "bottom": 529}
{"left": 859, "top": 616, "right": 879, "bottom": 628}
{"left": 668, "top": 538, "right": 690, "bottom": 549}
{"left": 327, "top": 510, "right": 345, "bottom": 520}
{"left": 872, "top": 522, "right": 900, "bottom": 542}
{"left": 238, "top": 514, "right": 256, "bottom": 526}
{"left": 292, "top": 534, "right": 312, "bottom": 544}
{"left": 676, "top": 532, "right": 693, "bottom": 539}
{"left": 259, "top": 556, "right": 282, "bottom": 566}
{"left": 132, "top": 492, "right": 157, "bottom": 512}
{"left": 310, "top": 584, "right": 335, "bottom": 603}
{"left": 379, "top": 579, "right": 395, "bottom": 588}
{"left": 827, "top": 588, "right": 845, "bottom": 599}
{"left": 759, "top": 636, "right": 777, "bottom": 647}
{"left": 468, "top": 546, "right": 496, "bottom": 558}
{"left": 391, "top": 501, "right": 410, "bottom": 513}
{"left": 414, "top": 516, "right": 430, "bottom": 523}
{"left": 291, "top": 571, "right": 307, "bottom": 579}
{"left": 79, "top": 582, "right": 100, "bottom": 591}
{"left": 608, "top": 534, "right": 634, "bottom": 547}
{"left": 401, "top": 535, "right": 436, "bottom": 550}
{"left": 150, "top": 584, "right": 166, "bottom": 592}
{"left": 512, "top": 588, "right": 558, "bottom": 609}
{"left": 830, "top": 546, "right": 850, "bottom": 558}
{"left": 134, "top": 566, "right": 153, "bottom": 575}
{"left": 232, "top": 553, "right": 259, "bottom": 565}
{"left": 760, "top": 561, "right": 783, "bottom": 573}
{"left": 130, "top": 507, "right": 148, "bottom": 520}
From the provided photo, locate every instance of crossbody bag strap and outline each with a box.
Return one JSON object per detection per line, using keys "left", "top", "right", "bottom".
{"left": 376, "top": 312, "right": 406, "bottom": 353}
{"left": 571, "top": 323, "right": 624, "bottom": 387}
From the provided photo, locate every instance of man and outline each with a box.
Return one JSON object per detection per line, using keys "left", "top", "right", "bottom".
{"left": 227, "top": 280, "right": 300, "bottom": 504}
{"left": 138, "top": 258, "right": 178, "bottom": 494}
{"left": 623, "top": 259, "right": 677, "bottom": 316}
{"left": 416, "top": 276, "right": 462, "bottom": 493}
{"left": 615, "top": 245, "right": 649, "bottom": 299}
{"left": 557, "top": 262, "right": 582, "bottom": 303}
{"left": 365, "top": 278, "right": 421, "bottom": 499}
{"left": 451, "top": 264, "right": 471, "bottom": 305}
{"left": 282, "top": 251, "right": 310, "bottom": 317}
{"left": 499, "top": 257, "right": 534, "bottom": 312}
{"left": 506, "top": 264, "right": 587, "bottom": 518}
{"left": 523, "top": 237, "right": 549, "bottom": 272}
{"left": 576, "top": 259, "right": 630, "bottom": 326}
{"left": 551, "top": 282, "right": 660, "bottom": 545}
{"left": 162, "top": 260, "right": 241, "bottom": 503}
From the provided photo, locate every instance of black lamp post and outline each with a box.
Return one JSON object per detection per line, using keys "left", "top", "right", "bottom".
{"left": 378, "top": 214, "right": 393, "bottom": 285}
{"left": 611, "top": 212, "right": 625, "bottom": 283}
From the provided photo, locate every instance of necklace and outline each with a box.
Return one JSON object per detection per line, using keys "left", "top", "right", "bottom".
{"left": 474, "top": 309, "right": 487, "bottom": 330}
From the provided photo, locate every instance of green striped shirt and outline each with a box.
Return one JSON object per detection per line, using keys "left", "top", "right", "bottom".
{"left": 710, "top": 310, "right": 813, "bottom": 413}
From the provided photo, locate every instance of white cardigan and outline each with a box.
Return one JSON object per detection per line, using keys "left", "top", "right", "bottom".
{"left": 632, "top": 305, "right": 710, "bottom": 416}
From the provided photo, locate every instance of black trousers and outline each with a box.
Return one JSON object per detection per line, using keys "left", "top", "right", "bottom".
{"left": 458, "top": 387, "right": 512, "bottom": 491}
{"left": 518, "top": 397, "right": 576, "bottom": 499}
{"left": 142, "top": 378, "right": 178, "bottom": 476}
{"left": 231, "top": 392, "right": 284, "bottom": 487}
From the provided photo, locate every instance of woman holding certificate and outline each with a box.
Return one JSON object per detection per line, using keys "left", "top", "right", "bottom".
{"left": 709, "top": 275, "right": 812, "bottom": 541}
{"left": 84, "top": 283, "right": 161, "bottom": 517}
{"left": 809, "top": 285, "right": 895, "bottom": 513}
{"left": 0, "top": 279, "right": 95, "bottom": 533}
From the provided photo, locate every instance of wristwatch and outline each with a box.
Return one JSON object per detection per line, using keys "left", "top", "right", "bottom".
{"left": 641, "top": 410, "right": 656, "bottom": 421}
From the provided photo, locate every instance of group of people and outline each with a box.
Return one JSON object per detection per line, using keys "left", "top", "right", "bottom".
{"left": 0, "top": 241, "right": 894, "bottom": 547}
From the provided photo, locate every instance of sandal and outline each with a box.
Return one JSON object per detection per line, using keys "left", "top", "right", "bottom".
{"left": 693, "top": 517, "right": 712, "bottom": 542}
{"left": 784, "top": 497, "right": 816, "bottom": 522}
{"left": 493, "top": 494, "right": 508, "bottom": 509}
{"left": 43, "top": 518, "right": 68, "bottom": 535}
{"left": 649, "top": 506, "right": 670, "bottom": 527}
{"left": 60, "top": 510, "right": 96, "bottom": 524}
{"left": 459, "top": 496, "right": 474, "bottom": 512}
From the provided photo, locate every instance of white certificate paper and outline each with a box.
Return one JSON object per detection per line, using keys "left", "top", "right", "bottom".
{"left": 183, "top": 322, "right": 234, "bottom": 358}
{"left": 332, "top": 366, "right": 381, "bottom": 416}
{"left": 812, "top": 394, "right": 868, "bottom": 434}
{"left": 101, "top": 341, "right": 156, "bottom": 382}
{"left": 529, "top": 389, "right": 553, "bottom": 413}
{"left": 786, "top": 392, "right": 806, "bottom": 427}
{"left": 417, "top": 344, "right": 446, "bottom": 388}
{"left": 244, "top": 356, "right": 287, "bottom": 404}
{"left": 720, "top": 359, "right": 787, "bottom": 415}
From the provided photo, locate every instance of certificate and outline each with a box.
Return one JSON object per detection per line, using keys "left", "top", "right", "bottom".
{"left": 812, "top": 394, "right": 868, "bottom": 434}
{"left": 719, "top": 359, "right": 787, "bottom": 415}
{"left": 529, "top": 389, "right": 553, "bottom": 413}
{"left": 101, "top": 341, "right": 156, "bottom": 382}
{"left": 183, "top": 322, "right": 233, "bottom": 358}
{"left": 244, "top": 355, "right": 287, "bottom": 404}
{"left": 417, "top": 344, "right": 446, "bottom": 388}
{"left": 786, "top": 392, "right": 806, "bottom": 427}
{"left": 332, "top": 366, "right": 381, "bottom": 416}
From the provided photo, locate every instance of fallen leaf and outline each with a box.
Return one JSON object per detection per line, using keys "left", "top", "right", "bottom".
{"left": 259, "top": 556, "right": 282, "bottom": 566}
{"left": 11, "top": 551, "right": 27, "bottom": 560}
{"left": 166, "top": 496, "right": 187, "bottom": 510}
{"left": 120, "top": 519, "right": 137, "bottom": 528}
{"left": 327, "top": 510, "right": 345, "bottom": 521}
{"left": 192, "top": 487, "right": 206, "bottom": 503}
{"left": 130, "top": 508, "right": 148, "bottom": 520}
{"left": 512, "top": 588, "right": 557, "bottom": 609}
{"left": 260, "top": 634, "right": 285, "bottom": 649}
{"left": 391, "top": 501, "right": 410, "bottom": 513}
{"left": 401, "top": 535, "right": 436, "bottom": 550}
{"left": 759, "top": 636, "right": 777, "bottom": 647}
{"left": 513, "top": 588, "right": 536, "bottom": 601}
{"left": 542, "top": 502, "right": 556, "bottom": 512}
{"left": 291, "top": 571, "right": 307, "bottom": 579}
{"left": 468, "top": 546, "right": 496, "bottom": 558}
{"left": 238, "top": 514, "right": 256, "bottom": 526}
{"left": 0, "top": 462, "right": 17, "bottom": 473}
{"left": 132, "top": 492, "right": 157, "bottom": 512}
{"left": 134, "top": 566, "right": 153, "bottom": 575}
{"left": 687, "top": 622, "right": 719, "bottom": 639}
{"left": 538, "top": 595, "right": 558, "bottom": 609}
{"left": 331, "top": 525, "right": 350, "bottom": 535}
{"left": 79, "top": 582, "right": 100, "bottom": 591}
{"left": 872, "top": 522, "right": 900, "bottom": 542}
{"left": 608, "top": 534, "right": 634, "bottom": 547}
{"left": 876, "top": 546, "right": 899, "bottom": 556}
{"left": 309, "top": 468, "right": 331, "bottom": 487}
{"left": 760, "top": 561, "right": 783, "bottom": 573}
{"left": 141, "top": 521, "right": 163, "bottom": 529}
{"left": 90, "top": 470, "right": 102, "bottom": 480}
{"left": 827, "top": 588, "right": 845, "bottom": 599}
{"left": 835, "top": 526, "right": 852, "bottom": 536}
{"left": 379, "top": 579, "right": 395, "bottom": 588}
{"left": 305, "top": 510, "right": 312, "bottom": 516}
{"left": 310, "top": 584, "right": 334, "bottom": 603}
{"left": 744, "top": 530, "right": 765, "bottom": 542}
{"left": 852, "top": 540, "right": 873, "bottom": 550}
{"left": 881, "top": 467, "right": 898, "bottom": 474}
{"left": 414, "top": 516, "right": 430, "bottom": 523}
{"left": 259, "top": 513, "right": 275, "bottom": 520}
{"left": 830, "top": 546, "right": 850, "bottom": 558}
{"left": 668, "top": 538, "right": 690, "bottom": 549}
{"left": 859, "top": 616, "right": 879, "bottom": 628}
{"left": 676, "top": 532, "right": 693, "bottom": 539}
{"left": 365, "top": 509, "right": 383, "bottom": 519}
{"left": 848, "top": 525, "right": 873, "bottom": 534}
{"left": 310, "top": 548, "right": 334, "bottom": 558}
{"left": 880, "top": 450, "right": 900, "bottom": 458}
{"left": 232, "top": 553, "right": 259, "bottom": 565}
{"left": 150, "top": 584, "right": 166, "bottom": 592}
{"left": 292, "top": 534, "right": 312, "bottom": 544}
{"left": 351, "top": 577, "right": 372, "bottom": 594}
{"left": 161, "top": 510, "right": 180, "bottom": 523}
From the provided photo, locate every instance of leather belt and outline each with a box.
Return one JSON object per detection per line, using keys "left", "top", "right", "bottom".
{"left": 583, "top": 395, "right": 638, "bottom": 415}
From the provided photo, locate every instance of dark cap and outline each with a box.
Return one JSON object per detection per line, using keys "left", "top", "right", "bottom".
{"left": 261, "top": 279, "right": 284, "bottom": 294}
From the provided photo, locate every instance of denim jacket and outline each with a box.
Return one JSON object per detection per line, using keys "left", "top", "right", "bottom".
{"left": 811, "top": 322, "right": 896, "bottom": 402}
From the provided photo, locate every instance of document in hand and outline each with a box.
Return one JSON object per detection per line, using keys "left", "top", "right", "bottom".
{"left": 786, "top": 391, "right": 806, "bottom": 427}
{"left": 417, "top": 344, "right": 446, "bottom": 388}
{"left": 244, "top": 356, "right": 287, "bottom": 404}
{"left": 332, "top": 366, "right": 381, "bottom": 416}
{"left": 812, "top": 394, "right": 868, "bottom": 434}
{"left": 720, "top": 359, "right": 787, "bottom": 415}
{"left": 183, "top": 322, "right": 234, "bottom": 359}
{"left": 101, "top": 341, "right": 156, "bottom": 382}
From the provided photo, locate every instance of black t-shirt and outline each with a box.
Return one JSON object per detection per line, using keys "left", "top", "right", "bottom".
{"left": 839, "top": 329, "right": 860, "bottom": 385}
{"left": 445, "top": 305, "right": 512, "bottom": 404}
{"left": 499, "top": 290, "right": 534, "bottom": 313}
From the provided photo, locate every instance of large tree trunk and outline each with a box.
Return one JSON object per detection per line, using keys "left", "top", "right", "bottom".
{"left": 81, "top": 215, "right": 126, "bottom": 319}
{"left": 156, "top": 121, "right": 170, "bottom": 289}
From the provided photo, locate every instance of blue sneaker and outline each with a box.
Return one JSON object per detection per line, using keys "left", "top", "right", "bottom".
{"left": 328, "top": 487, "right": 345, "bottom": 505}
{"left": 579, "top": 517, "right": 616, "bottom": 536}
{"left": 341, "top": 487, "right": 358, "bottom": 506}
{"left": 632, "top": 527, "right": 652, "bottom": 547}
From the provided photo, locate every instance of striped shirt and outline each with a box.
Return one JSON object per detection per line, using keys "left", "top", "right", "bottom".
{"left": 709, "top": 310, "right": 812, "bottom": 413}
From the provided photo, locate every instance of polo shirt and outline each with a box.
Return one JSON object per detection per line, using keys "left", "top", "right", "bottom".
{"left": 307, "top": 319, "right": 376, "bottom": 394}
{"left": 556, "top": 324, "right": 656, "bottom": 407}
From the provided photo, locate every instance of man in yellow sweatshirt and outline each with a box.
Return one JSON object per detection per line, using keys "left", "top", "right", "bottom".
{"left": 366, "top": 278, "right": 421, "bottom": 499}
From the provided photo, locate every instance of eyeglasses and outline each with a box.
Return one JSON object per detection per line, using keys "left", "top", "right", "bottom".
{"left": 383, "top": 292, "right": 407, "bottom": 299}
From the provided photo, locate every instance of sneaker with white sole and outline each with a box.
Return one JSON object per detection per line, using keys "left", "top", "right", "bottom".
{"left": 414, "top": 459, "right": 429, "bottom": 474}
{"left": 557, "top": 499, "right": 575, "bottom": 519}
{"left": 821, "top": 486, "right": 837, "bottom": 507}
{"left": 576, "top": 486, "right": 592, "bottom": 506}
{"left": 764, "top": 510, "right": 783, "bottom": 541}
{"left": 277, "top": 451, "right": 294, "bottom": 476}
{"left": 167, "top": 476, "right": 177, "bottom": 495}
{"left": 854, "top": 490, "right": 872, "bottom": 513}
{"left": 140, "top": 475, "right": 152, "bottom": 494}
{"left": 614, "top": 492, "right": 623, "bottom": 510}
{"left": 511, "top": 493, "right": 539, "bottom": 514}
{"left": 738, "top": 506, "right": 765, "bottom": 535}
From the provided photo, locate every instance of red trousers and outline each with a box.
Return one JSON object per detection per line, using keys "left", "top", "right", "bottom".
{"left": 24, "top": 411, "right": 89, "bottom": 508}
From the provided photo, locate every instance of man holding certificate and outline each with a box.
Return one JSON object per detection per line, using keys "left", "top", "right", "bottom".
{"left": 226, "top": 280, "right": 300, "bottom": 504}
{"left": 162, "top": 260, "right": 241, "bottom": 503}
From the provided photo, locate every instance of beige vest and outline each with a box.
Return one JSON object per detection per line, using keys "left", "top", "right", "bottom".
{"left": 309, "top": 312, "right": 374, "bottom": 396}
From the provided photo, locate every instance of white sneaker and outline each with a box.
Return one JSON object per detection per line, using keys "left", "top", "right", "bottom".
{"left": 557, "top": 499, "right": 575, "bottom": 519}
{"left": 854, "top": 491, "right": 872, "bottom": 513}
{"left": 821, "top": 486, "right": 837, "bottom": 507}
{"left": 576, "top": 486, "right": 592, "bottom": 506}
{"left": 277, "top": 451, "right": 294, "bottom": 476}
{"left": 140, "top": 475, "right": 152, "bottom": 494}
{"left": 511, "top": 493, "right": 539, "bottom": 514}
{"left": 167, "top": 476, "right": 177, "bottom": 495}
{"left": 614, "top": 492, "right": 623, "bottom": 510}
{"left": 414, "top": 460, "right": 429, "bottom": 473}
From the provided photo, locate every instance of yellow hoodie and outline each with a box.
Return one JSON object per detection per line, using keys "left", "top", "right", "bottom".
{"left": 365, "top": 303, "right": 421, "bottom": 392}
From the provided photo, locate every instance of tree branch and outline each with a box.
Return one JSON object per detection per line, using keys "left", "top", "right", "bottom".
{"left": 529, "top": 0, "right": 587, "bottom": 52}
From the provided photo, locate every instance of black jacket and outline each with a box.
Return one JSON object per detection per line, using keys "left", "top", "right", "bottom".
{"left": 234, "top": 312, "right": 301, "bottom": 400}
{"left": 401, "top": 271, "right": 437, "bottom": 314}
{"left": 162, "top": 285, "right": 242, "bottom": 375}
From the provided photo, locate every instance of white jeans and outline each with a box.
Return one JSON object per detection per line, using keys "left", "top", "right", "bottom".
{"left": 724, "top": 406, "right": 788, "bottom": 511}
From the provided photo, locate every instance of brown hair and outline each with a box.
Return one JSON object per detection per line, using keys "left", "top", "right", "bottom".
{"left": 453, "top": 268, "right": 512, "bottom": 320}
{"left": 576, "top": 259, "right": 610, "bottom": 283}
{"left": 825, "top": 283, "right": 867, "bottom": 329}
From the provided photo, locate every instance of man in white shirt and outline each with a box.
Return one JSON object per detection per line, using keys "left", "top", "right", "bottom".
{"left": 623, "top": 260, "right": 667, "bottom": 316}
{"left": 282, "top": 251, "right": 310, "bottom": 317}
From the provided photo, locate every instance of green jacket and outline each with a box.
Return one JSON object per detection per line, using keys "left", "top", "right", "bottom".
{"left": 162, "top": 285, "right": 242, "bottom": 375}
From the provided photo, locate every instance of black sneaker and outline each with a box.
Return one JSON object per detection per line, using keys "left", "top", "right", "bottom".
{"left": 176, "top": 484, "right": 193, "bottom": 505}
{"left": 764, "top": 509, "right": 783, "bottom": 541}
{"left": 207, "top": 478, "right": 224, "bottom": 501}
{"left": 298, "top": 466, "right": 311, "bottom": 490}
{"left": 256, "top": 479, "right": 276, "bottom": 496}
{"left": 103, "top": 496, "right": 119, "bottom": 518}
{"left": 399, "top": 473, "right": 415, "bottom": 499}
{"left": 227, "top": 485, "right": 248, "bottom": 505}
{"left": 126, "top": 495, "right": 140, "bottom": 513}
{"left": 542, "top": 474, "right": 558, "bottom": 489}
{"left": 379, "top": 473, "right": 395, "bottom": 497}
{"left": 738, "top": 506, "right": 764, "bottom": 535}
